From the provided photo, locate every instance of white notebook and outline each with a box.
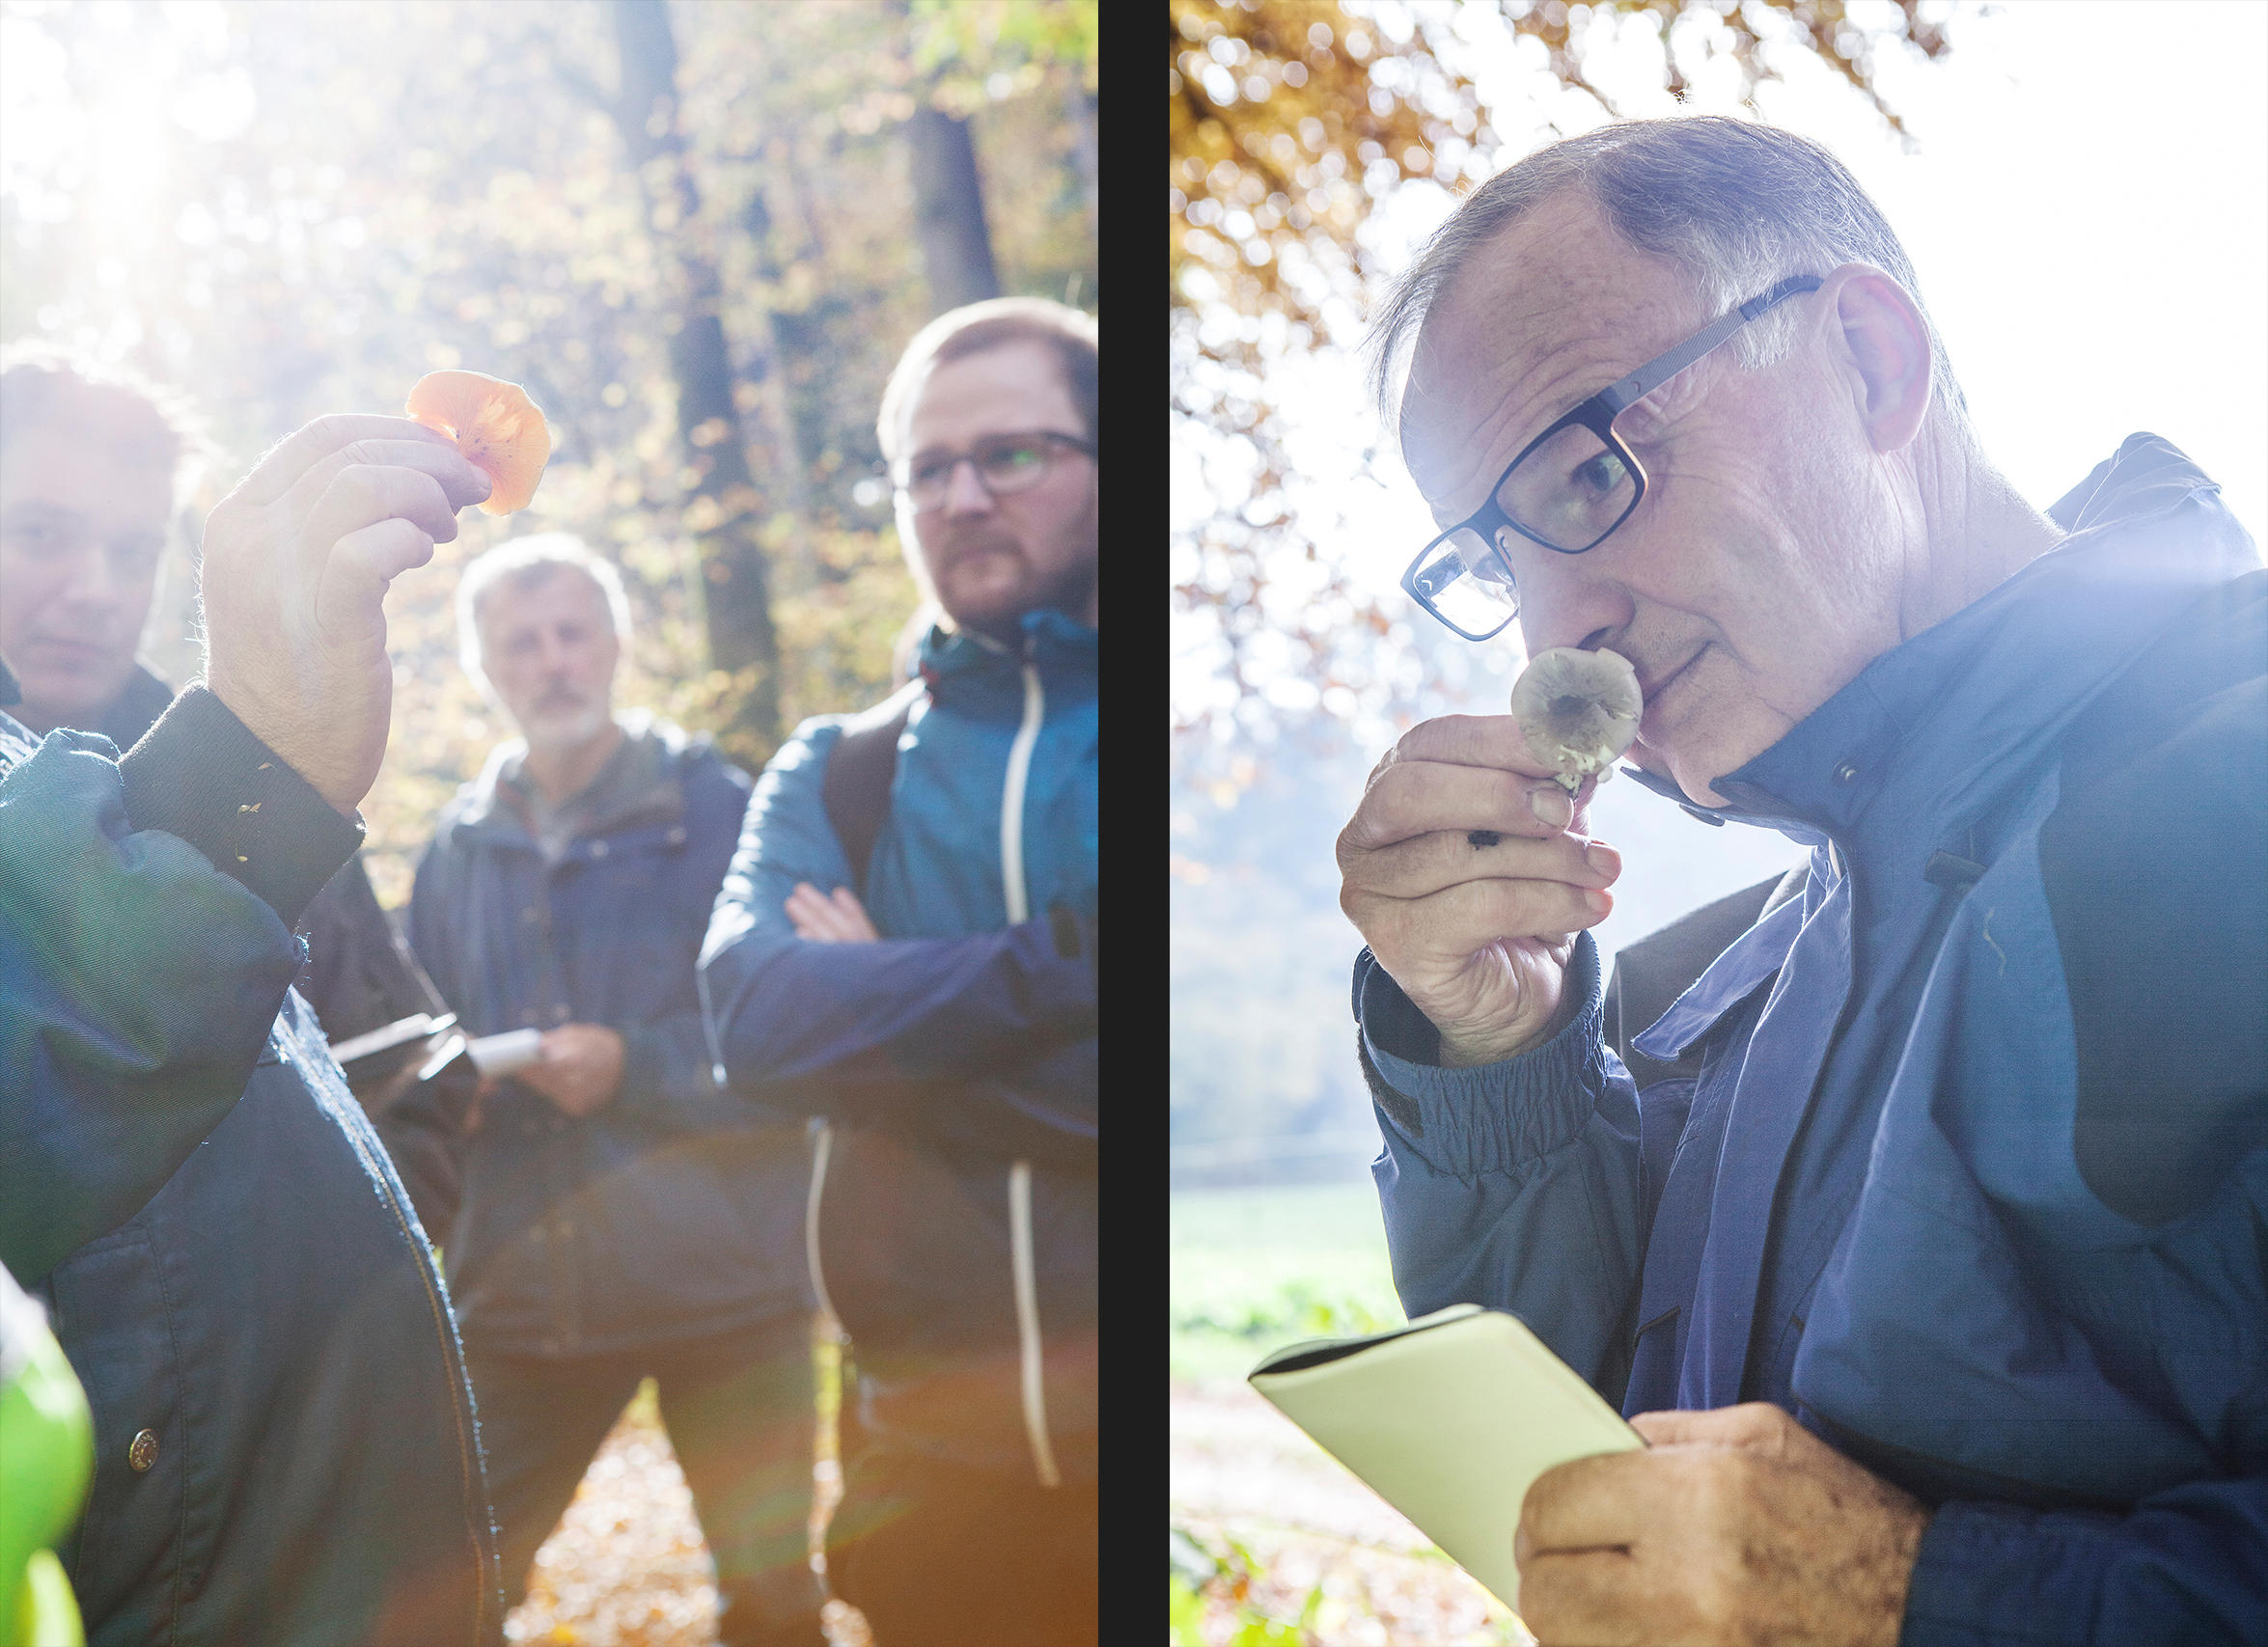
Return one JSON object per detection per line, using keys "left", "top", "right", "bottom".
{"left": 1248, "top": 1304, "right": 1643, "bottom": 1614}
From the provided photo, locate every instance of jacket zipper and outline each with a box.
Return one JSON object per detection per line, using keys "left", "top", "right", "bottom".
{"left": 1001, "top": 654, "right": 1058, "bottom": 1486}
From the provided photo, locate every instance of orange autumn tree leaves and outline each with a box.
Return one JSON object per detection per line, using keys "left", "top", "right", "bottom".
{"left": 406, "top": 370, "right": 552, "bottom": 516}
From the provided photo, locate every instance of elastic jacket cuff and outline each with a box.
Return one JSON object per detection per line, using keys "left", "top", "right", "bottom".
{"left": 117, "top": 685, "right": 364, "bottom": 929}
{"left": 1898, "top": 1500, "right": 2113, "bottom": 1647}
{"left": 1353, "top": 931, "right": 1612, "bottom": 1176}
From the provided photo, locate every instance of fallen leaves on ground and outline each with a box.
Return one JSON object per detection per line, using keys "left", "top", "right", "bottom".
{"left": 505, "top": 1375, "right": 872, "bottom": 1647}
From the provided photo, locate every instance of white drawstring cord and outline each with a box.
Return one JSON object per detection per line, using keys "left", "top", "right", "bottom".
{"left": 1009, "top": 1159, "right": 1060, "bottom": 1487}
{"left": 805, "top": 1122, "right": 838, "bottom": 1327}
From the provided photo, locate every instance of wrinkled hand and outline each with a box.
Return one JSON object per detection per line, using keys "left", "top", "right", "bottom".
{"left": 1337, "top": 714, "right": 1618, "bottom": 1066}
{"left": 1516, "top": 1403, "right": 1929, "bottom": 1647}
{"left": 517, "top": 1023, "right": 625, "bottom": 1118}
{"left": 787, "top": 882, "right": 879, "bottom": 943}
{"left": 200, "top": 414, "right": 490, "bottom": 814}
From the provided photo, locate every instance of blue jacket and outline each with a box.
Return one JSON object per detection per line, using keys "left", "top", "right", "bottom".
{"left": 701, "top": 609, "right": 1098, "bottom": 1482}
{"left": 1360, "top": 436, "right": 2267, "bottom": 1644}
{"left": 0, "top": 695, "right": 501, "bottom": 1646}
{"left": 409, "top": 716, "right": 811, "bottom": 1358}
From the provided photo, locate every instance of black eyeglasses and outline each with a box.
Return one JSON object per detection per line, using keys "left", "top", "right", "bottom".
{"left": 895, "top": 430, "right": 1094, "bottom": 511}
{"left": 1400, "top": 274, "right": 1823, "bottom": 641}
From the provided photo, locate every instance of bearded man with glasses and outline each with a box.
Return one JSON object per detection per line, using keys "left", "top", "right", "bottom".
{"left": 700, "top": 298, "right": 1098, "bottom": 1645}
{"left": 1338, "top": 118, "right": 2265, "bottom": 1647}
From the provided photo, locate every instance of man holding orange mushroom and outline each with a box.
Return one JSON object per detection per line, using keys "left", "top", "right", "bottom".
{"left": 1, "top": 353, "right": 506, "bottom": 1642}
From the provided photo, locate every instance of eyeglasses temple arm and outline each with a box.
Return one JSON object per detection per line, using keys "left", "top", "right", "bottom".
{"left": 1594, "top": 275, "right": 1825, "bottom": 417}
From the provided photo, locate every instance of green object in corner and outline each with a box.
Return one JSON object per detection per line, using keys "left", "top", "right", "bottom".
{"left": 1, "top": 1264, "right": 93, "bottom": 1647}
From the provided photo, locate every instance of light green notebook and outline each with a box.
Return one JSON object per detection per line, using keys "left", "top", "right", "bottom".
{"left": 1247, "top": 1304, "right": 1643, "bottom": 1614}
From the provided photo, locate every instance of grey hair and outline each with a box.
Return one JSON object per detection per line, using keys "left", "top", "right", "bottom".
{"left": 1369, "top": 116, "right": 1973, "bottom": 451}
{"left": 455, "top": 533, "right": 632, "bottom": 695}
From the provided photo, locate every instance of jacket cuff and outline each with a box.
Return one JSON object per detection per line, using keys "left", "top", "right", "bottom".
{"left": 1898, "top": 1500, "right": 2114, "bottom": 1646}
{"left": 1354, "top": 931, "right": 1612, "bottom": 1176}
{"left": 116, "top": 685, "right": 365, "bottom": 929}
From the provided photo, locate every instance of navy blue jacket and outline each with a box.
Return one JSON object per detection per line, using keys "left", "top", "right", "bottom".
{"left": 1360, "top": 437, "right": 2267, "bottom": 1644}
{"left": 408, "top": 716, "right": 812, "bottom": 1358}
{"left": 701, "top": 610, "right": 1098, "bottom": 1482}
{"left": 0, "top": 688, "right": 501, "bottom": 1646}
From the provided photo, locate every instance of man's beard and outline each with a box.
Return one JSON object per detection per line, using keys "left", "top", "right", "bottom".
{"left": 520, "top": 696, "right": 613, "bottom": 753}
{"left": 934, "top": 534, "right": 1096, "bottom": 637}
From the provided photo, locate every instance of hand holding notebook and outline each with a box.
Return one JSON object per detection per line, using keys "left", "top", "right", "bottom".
{"left": 1248, "top": 1304, "right": 1643, "bottom": 1615}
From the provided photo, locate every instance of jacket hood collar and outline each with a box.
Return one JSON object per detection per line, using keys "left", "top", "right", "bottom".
{"left": 453, "top": 710, "right": 688, "bottom": 838}
{"left": 915, "top": 607, "right": 1097, "bottom": 704}
{"left": 1626, "top": 434, "right": 2259, "bottom": 841}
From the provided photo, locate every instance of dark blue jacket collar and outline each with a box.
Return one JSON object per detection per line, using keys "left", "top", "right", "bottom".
{"left": 1625, "top": 434, "right": 2254, "bottom": 844}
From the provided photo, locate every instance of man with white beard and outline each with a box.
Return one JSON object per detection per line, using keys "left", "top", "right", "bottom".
{"left": 409, "top": 535, "right": 822, "bottom": 1647}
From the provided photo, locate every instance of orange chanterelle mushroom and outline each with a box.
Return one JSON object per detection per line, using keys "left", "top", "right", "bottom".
{"left": 405, "top": 370, "right": 551, "bottom": 516}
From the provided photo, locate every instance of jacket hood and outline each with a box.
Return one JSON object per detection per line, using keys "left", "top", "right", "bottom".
{"left": 1625, "top": 433, "right": 2259, "bottom": 842}
{"left": 913, "top": 607, "right": 1097, "bottom": 721}
{"left": 446, "top": 710, "right": 702, "bottom": 843}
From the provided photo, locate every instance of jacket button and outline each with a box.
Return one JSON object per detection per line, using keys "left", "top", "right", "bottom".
{"left": 1832, "top": 760, "right": 1860, "bottom": 785}
{"left": 128, "top": 1429, "right": 160, "bottom": 1471}
{"left": 590, "top": 839, "right": 608, "bottom": 859}
{"left": 666, "top": 826, "right": 686, "bottom": 846}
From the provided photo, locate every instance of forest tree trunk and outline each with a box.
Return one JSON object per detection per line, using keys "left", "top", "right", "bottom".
{"left": 609, "top": 0, "right": 782, "bottom": 750}
{"left": 903, "top": 103, "right": 1001, "bottom": 316}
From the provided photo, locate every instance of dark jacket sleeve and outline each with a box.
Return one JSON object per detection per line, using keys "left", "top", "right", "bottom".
{"left": 1902, "top": 1476, "right": 2268, "bottom": 1646}
{"left": 699, "top": 721, "right": 1096, "bottom": 1150}
{"left": 1, "top": 697, "right": 359, "bottom": 1281}
{"left": 1358, "top": 932, "right": 1646, "bottom": 1400}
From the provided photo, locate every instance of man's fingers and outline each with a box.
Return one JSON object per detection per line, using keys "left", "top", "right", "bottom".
{"left": 1371, "top": 713, "right": 1564, "bottom": 782}
{"left": 286, "top": 437, "right": 491, "bottom": 520}
{"left": 1341, "top": 759, "right": 1586, "bottom": 859}
{"left": 788, "top": 884, "right": 857, "bottom": 942}
{"left": 231, "top": 414, "right": 461, "bottom": 508}
{"left": 1346, "top": 869, "right": 1610, "bottom": 963}
{"left": 1630, "top": 1402, "right": 1798, "bottom": 1454}
{"left": 315, "top": 517, "right": 435, "bottom": 645}
{"left": 1519, "top": 1450, "right": 1656, "bottom": 1556}
{"left": 1346, "top": 825, "right": 1618, "bottom": 902}
{"left": 300, "top": 463, "right": 464, "bottom": 560}
{"left": 827, "top": 887, "right": 879, "bottom": 939}
{"left": 1515, "top": 1550, "right": 1649, "bottom": 1647}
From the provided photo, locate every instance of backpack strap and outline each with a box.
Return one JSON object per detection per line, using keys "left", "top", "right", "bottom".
{"left": 820, "top": 679, "right": 926, "bottom": 901}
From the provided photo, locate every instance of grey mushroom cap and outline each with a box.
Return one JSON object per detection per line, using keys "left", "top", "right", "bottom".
{"left": 1510, "top": 646, "right": 1644, "bottom": 787}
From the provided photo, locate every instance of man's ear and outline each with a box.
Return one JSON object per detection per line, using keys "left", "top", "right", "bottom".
{"left": 1821, "top": 264, "right": 1933, "bottom": 454}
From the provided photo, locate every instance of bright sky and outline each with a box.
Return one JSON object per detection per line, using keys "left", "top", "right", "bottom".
{"left": 1186, "top": 0, "right": 2268, "bottom": 705}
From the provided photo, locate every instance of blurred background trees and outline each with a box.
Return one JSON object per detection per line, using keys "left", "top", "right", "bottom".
{"left": 1, "top": 0, "right": 1097, "bottom": 907}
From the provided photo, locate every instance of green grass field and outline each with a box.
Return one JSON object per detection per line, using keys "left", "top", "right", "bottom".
{"left": 1170, "top": 1180, "right": 1407, "bottom": 1384}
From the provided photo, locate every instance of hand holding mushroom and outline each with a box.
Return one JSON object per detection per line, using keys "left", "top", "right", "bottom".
{"left": 1336, "top": 649, "right": 1643, "bottom": 1067}
{"left": 200, "top": 415, "right": 493, "bottom": 815}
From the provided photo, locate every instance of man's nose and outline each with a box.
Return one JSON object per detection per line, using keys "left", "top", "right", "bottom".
{"left": 1516, "top": 547, "right": 1638, "bottom": 657}
{"left": 56, "top": 544, "right": 125, "bottom": 609}
{"left": 940, "top": 456, "right": 996, "bottom": 518}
